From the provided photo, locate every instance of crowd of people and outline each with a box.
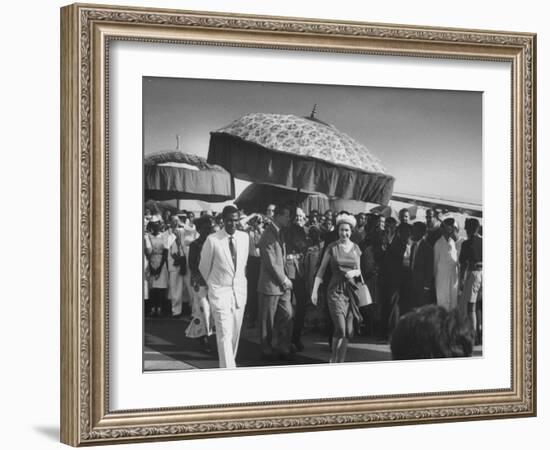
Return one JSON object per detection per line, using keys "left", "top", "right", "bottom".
{"left": 144, "top": 202, "right": 483, "bottom": 367}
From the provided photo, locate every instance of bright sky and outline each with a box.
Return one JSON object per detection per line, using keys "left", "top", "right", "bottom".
{"left": 143, "top": 77, "right": 482, "bottom": 204}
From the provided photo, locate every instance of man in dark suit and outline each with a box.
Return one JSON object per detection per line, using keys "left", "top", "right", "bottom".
{"left": 425, "top": 208, "right": 443, "bottom": 247}
{"left": 257, "top": 204, "right": 293, "bottom": 360}
{"left": 379, "top": 218, "right": 407, "bottom": 338}
{"left": 410, "top": 221, "right": 434, "bottom": 309}
{"left": 283, "top": 207, "right": 308, "bottom": 352}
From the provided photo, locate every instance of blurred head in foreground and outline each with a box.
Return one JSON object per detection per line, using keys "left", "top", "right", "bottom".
{"left": 390, "top": 305, "right": 475, "bottom": 360}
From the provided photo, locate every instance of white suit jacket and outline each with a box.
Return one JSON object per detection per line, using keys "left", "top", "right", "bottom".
{"left": 199, "top": 229, "right": 249, "bottom": 309}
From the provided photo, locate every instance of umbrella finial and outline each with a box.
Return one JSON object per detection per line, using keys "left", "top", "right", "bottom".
{"left": 310, "top": 104, "right": 318, "bottom": 119}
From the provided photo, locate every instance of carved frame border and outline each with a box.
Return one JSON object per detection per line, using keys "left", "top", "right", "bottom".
{"left": 60, "top": 3, "right": 536, "bottom": 446}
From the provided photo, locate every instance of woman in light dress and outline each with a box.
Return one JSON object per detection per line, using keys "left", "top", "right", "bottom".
{"left": 144, "top": 215, "right": 169, "bottom": 317}
{"left": 311, "top": 213, "right": 365, "bottom": 363}
{"left": 166, "top": 216, "right": 186, "bottom": 317}
{"left": 186, "top": 215, "right": 216, "bottom": 351}
{"left": 180, "top": 212, "right": 199, "bottom": 316}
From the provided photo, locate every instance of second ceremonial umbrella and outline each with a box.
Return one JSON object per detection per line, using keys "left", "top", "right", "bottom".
{"left": 144, "top": 151, "right": 234, "bottom": 202}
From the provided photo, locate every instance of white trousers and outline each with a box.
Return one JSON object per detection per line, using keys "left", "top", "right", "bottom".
{"left": 210, "top": 297, "right": 245, "bottom": 369}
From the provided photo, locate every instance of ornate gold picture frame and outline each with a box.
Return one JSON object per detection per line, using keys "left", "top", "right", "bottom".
{"left": 60, "top": 3, "right": 536, "bottom": 446}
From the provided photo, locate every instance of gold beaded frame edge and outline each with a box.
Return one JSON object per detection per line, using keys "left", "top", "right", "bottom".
{"left": 60, "top": 3, "right": 536, "bottom": 446}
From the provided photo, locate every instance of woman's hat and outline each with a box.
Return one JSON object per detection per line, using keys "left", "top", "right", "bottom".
{"left": 335, "top": 213, "right": 357, "bottom": 229}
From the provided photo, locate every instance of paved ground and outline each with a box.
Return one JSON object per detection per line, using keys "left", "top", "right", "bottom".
{"left": 144, "top": 317, "right": 482, "bottom": 371}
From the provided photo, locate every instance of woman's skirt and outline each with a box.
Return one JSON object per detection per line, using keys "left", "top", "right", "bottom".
{"left": 185, "top": 286, "right": 214, "bottom": 338}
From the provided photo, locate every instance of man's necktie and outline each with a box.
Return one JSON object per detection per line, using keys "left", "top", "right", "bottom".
{"left": 277, "top": 231, "right": 286, "bottom": 259}
{"left": 229, "top": 235, "right": 237, "bottom": 269}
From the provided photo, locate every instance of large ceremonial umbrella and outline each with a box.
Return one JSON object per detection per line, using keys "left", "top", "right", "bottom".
{"left": 235, "top": 183, "right": 330, "bottom": 215}
{"left": 144, "top": 151, "right": 234, "bottom": 202}
{"left": 207, "top": 111, "right": 394, "bottom": 205}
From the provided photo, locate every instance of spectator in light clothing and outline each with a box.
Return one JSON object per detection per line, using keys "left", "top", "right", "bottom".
{"left": 144, "top": 207, "right": 152, "bottom": 230}
{"left": 144, "top": 215, "right": 169, "bottom": 317}
{"left": 166, "top": 216, "right": 186, "bottom": 317}
{"left": 459, "top": 218, "right": 483, "bottom": 344}
{"left": 433, "top": 218, "right": 460, "bottom": 311}
{"left": 181, "top": 213, "right": 199, "bottom": 315}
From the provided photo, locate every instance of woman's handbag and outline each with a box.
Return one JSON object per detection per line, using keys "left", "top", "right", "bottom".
{"left": 172, "top": 254, "right": 187, "bottom": 276}
{"left": 355, "top": 275, "right": 373, "bottom": 307}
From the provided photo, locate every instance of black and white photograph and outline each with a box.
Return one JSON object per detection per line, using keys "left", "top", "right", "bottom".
{"left": 3, "top": 0, "right": 544, "bottom": 447}
{"left": 142, "top": 76, "right": 483, "bottom": 371}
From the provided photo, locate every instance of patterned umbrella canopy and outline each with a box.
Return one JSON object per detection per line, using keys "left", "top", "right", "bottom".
{"left": 207, "top": 112, "right": 395, "bottom": 205}
{"left": 144, "top": 151, "right": 234, "bottom": 202}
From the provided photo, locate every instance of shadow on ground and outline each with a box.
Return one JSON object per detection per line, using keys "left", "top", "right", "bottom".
{"left": 144, "top": 317, "right": 394, "bottom": 370}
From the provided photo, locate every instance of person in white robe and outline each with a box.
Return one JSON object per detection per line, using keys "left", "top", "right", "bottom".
{"left": 433, "top": 218, "right": 460, "bottom": 310}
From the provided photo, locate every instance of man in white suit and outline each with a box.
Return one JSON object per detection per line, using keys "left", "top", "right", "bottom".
{"left": 199, "top": 205, "right": 249, "bottom": 368}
